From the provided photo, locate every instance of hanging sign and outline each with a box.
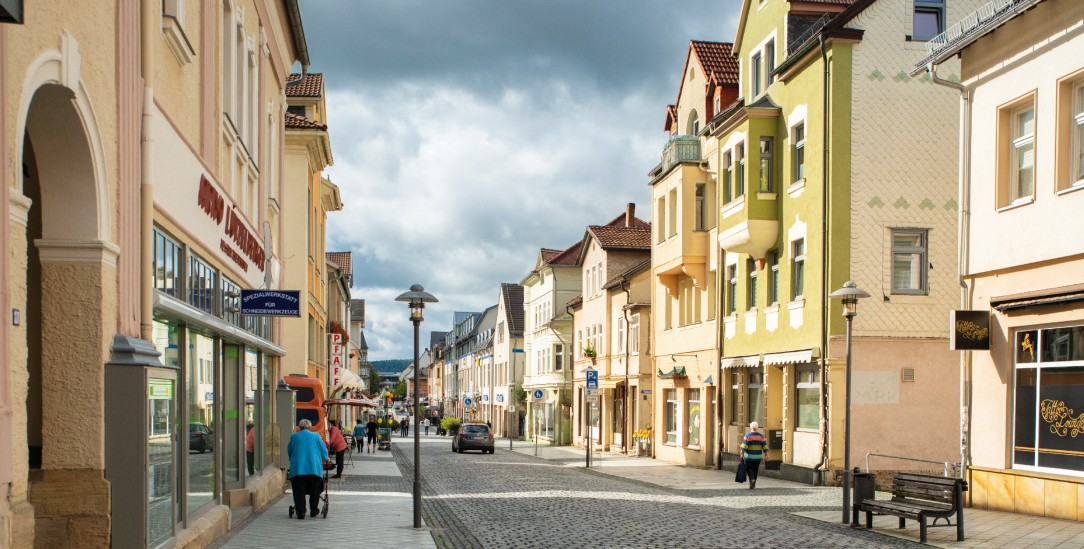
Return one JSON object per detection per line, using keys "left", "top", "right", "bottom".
{"left": 330, "top": 333, "right": 345, "bottom": 387}
{"left": 950, "top": 310, "right": 991, "bottom": 351}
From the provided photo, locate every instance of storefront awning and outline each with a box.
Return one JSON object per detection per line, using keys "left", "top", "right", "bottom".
{"left": 763, "top": 349, "right": 816, "bottom": 366}
{"left": 657, "top": 366, "right": 687, "bottom": 379}
{"left": 721, "top": 355, "right": 760, "bottom": 369}
{"left": 154, "top": 293, "right": 286, "bottom": 356}
{"left": 991, "top": 283, "right": 1084, "bottom": 312}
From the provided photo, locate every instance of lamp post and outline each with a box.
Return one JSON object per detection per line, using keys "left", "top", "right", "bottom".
{"left": 395, "top": 284, "right": 438, "bottom": 529}
{"left": 830, "top": 280, "right": 870, "bottom": 524}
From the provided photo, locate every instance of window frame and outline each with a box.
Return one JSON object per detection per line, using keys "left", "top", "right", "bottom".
{"left": 751, "top": 52, "right": 763, "bottom": 97}
{"left": 686, "top": 388, "right": 701, "bottom": 449}
{"left": 736, "top": 143, "right": 746, "bottom": 197}
{"left": 997, "top": 92, "right": 1038, "bottom": 209}
{"left": 891, "top": 228, "right": 929, "bottom": 295}
{"left": 795, "top": 365, "right": 820, "bottom": 431}
{"left": 727, "top": 264, "right": 738, "bottom": 316}
{"left": 765, "top": 39, "right": 776, "bottom": 86}
{"left": 912, "top": 0, "right": 945, "bottom": 41}
{"left": 759, "top": 137, "right": 774, "bottom": 193}
{"left": 791, "top": 239, "right": 805, "bottom": 301}
{"left": 665, "top": 389, "right": 679, "bottom": 445}
{"left": 768, "top": 250, "right": 780, "bottom": 306}
{"left": 723, "top": 151, "right": 734, "bottom": 203}
{"left": 1011, "top": 104, "right": 1036, "bottom": 203}
{"left": 792, "top": 123, "right": 806, "bottom": 182}
{"left": 695, "top": 183, "right": 706, "bottom": 231}
{"left": 746, "top": 257, "right": 758, "bottom": 311}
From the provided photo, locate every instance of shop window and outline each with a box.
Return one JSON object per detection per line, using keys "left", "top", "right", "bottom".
{"left": 747, "top": 368, "right": 765, "bottom": 428}
{"left": 687, "top": 389, "right": 701, "bottom": 448}
{"left": 187, "top": 330, "right": 217, "bottom": 515}
{"left": 665, "top": 389, "right": 678, "bottom": 444}
{"left": 795, "top": 365, "right": 820, "bottom": 430}
{"left": 1013, "top": 325, "right": 1084, "bottom": 474}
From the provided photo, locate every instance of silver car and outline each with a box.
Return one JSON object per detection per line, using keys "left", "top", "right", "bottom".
{"left": 452, "top": 423, "right": 494, "bottom": 454}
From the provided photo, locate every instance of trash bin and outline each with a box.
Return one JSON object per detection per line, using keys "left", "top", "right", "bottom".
{"left": 851, "top": 470, "right": 876, "bottom": 525}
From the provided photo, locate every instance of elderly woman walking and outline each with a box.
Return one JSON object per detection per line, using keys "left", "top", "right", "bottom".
{"left": 740, "top": 421, "right": 769, "bottom": 489}
{"left": 288, "top": 419, "right": 329, "bottom": 519}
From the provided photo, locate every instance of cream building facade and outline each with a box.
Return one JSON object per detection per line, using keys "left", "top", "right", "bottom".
{"left": 2, "top": 0, "right": 309, "bottom": 546}
{"left": 918, "top": 0, "right": 1084, "bottom": 520}
{"left": 492, "top": 283, "right": 525, "bottom": 438}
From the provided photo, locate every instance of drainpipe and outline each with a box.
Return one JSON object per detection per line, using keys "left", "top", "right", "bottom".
{"left": 928, "top": 62, "right": 972, "bottom": 482}
{"left": 140, "top": 0, "right": 156, "bottom": 342}
{"left": 715, "top": 251, "right": 725, "bottom": 470}
{"left": 622, "top": 278, "right": 632, "bottom": 455}
{"left": 815, "top": 32, "right": 832, "bottom": 487}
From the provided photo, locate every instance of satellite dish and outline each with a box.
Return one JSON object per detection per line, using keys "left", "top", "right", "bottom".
{"left": 262, "top": 221, "right": 273, "bottom": 289}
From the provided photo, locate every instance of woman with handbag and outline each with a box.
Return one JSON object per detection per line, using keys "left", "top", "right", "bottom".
{"left": 740, "top": 422, "right": 769, "bottom": 489}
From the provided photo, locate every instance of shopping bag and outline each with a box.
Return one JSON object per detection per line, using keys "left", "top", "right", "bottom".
{"left": 735, "top": 459, "right": 747, "bottom": 483}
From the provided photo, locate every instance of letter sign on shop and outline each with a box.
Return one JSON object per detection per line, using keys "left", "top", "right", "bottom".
{"left": 330, "top": 333, "right": 344, "bottom": 387}
{"left": 240, "top": 290, "right": 301, "bottom": 316}
{"left": 950, "top": 310, "right": 991, "bottom": 351}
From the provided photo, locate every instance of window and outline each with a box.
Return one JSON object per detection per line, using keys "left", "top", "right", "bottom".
{"left": 1011, "top": 105, "right": 1036, "bottom": 203}
{"left": 668, "top": 189, "right": 678, "bottom": 237}
{"left": 747, "top": 368, "right": 765, "bottom": 427}
{"left": 221, "top": 276, "right": 241, "bottom": 326}
{"left": 1058, "top": 79, "right": 1084, "bottom": 191}
{"left": 727, "top": 265, "right": 738, "bottom": 315}
{"left": 791, "top": 239, "right": 805, "bottom": 300}
{"left": 1075, "top": 83, "right": 1084, "bottom": 186}
{"left": 747, "top": 258, "right": 758, "bottom": 310}
{"left": 730, "top": 371, "right": 740, "bottom": 424}
{"left": 656, "top": 197, "right": 665, "bottom": 243}
{"left": 617, "top": 318, "right": 625, "bottom": 353}
{"left": 554, "top": 344, "right": 563, "bottom": 371}
{"left": 736, "top": 143, "right": 746, "bottom": 197}
{"left": 765, "top": 39, "right": 776, "bottom": 86}
{"left": 688, "top": 110, "right": 700, "bottom": 135}
{"left": 629, "top": 314, "right": 640, "bottom": 354}
{"left": 751, "top": 52, "right": 763, "bottom": 97}
{"left": 665, "top": 389, "right": 678, "bottom": 444}
{"left": 795, "top": 365, "right": 820, "bottom": 430}
{"left": 768, "top": 250, "right": 780, "bottom": 306}
{"left": 664, "top": 290, "right": 673, "bottom": 330}
{"left": 695, "top": 184, "right": 706, "bottom": 230}
{"left": 913, "top": 0, "right": 945, "bottom": 41}
{"left": 188, "top": 255, "right": 217, "bottom": 314}
{"left": 793, "top": 123, "right": 806, "bottom": 182}
{"left": 1013, "top": 325, "right": 1084, "bottom": 474}
{"left": 891, "top": 229, "right": 928, "bottom": 294}
{"left": 687, "top": 389, "right": 701, "bottom": 448}
{"left": 723, "top": 151, "right": 734, "bottom": 203}
{"left": 153, "top": 229, "right": 183, "bottom": 297}
{"left": 759, "top": 137, "right": 774, "bottom": 192}
{"left": 713, "top": 93, "right": 721, "bottom": 115}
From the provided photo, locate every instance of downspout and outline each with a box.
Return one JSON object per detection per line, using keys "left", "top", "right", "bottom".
{"left": 622, "top": 278, "right": 632, "bottom": 455}
{"left": 716, "top": 250, "right": 725, "bottom": 470}
{"left": 140, "top": 0, "right": 156, "bottom": 342}
{"left": 928, "top": 61, "right": 972, "bottom": 482}
{"left": 815, "top": 32, "right": 832, "bottom": 487}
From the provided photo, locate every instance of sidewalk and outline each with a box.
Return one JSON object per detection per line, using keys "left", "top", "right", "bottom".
{"left": 502, "top": 438, "right": 1084, "bottom": 548}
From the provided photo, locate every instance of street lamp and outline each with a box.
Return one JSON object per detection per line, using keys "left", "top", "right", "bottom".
{"left": 830, "top": 280, "right": 870, "bottom": 524}
{"left": 395, "top": 284, "right": 438, "bottom": 529}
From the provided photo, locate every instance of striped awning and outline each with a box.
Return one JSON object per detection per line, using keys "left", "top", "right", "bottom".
{"left": 763, "top": 349, "right": 816, "bottom": 366}
{"left": 721, "top": 355, "right": 760, "bottom": 369}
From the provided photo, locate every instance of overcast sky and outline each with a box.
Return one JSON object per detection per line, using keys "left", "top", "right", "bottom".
{"left": 300, "top": 1, "right": 741, "bottom": 360}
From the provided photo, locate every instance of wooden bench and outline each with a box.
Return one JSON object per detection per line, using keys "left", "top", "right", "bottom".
{"left": 857, "top": 472, "right": 967, "bottom": 544}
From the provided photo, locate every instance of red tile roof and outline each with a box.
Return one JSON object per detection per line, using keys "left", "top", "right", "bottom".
{"left": 285, "top": 73, "right": 324, "bottom": 97}
{"left": 690, "top": 41, "right": 739, "bottom": 85}
{"left": 588, "top": 226, "right": 652, "bottom": 250}
{"left": 547, "top": 241, "right": 583, "bottom": 266}
{"left": 540, "top": 248, "right": 562, "bottom": 263}
{"left": 285, "top": 112, "right": 327, "bottom": 130}
{"left": 326, "top": 251, "right": 352, "bottom": 275}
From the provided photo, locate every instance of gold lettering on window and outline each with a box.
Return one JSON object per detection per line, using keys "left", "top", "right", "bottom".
{"left": 1041, "top": 399, "right": 1084, "bottom": 438}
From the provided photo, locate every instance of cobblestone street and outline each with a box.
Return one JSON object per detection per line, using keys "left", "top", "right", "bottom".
{"left": 387, "top": 437, "right": 918, "bottom": 549}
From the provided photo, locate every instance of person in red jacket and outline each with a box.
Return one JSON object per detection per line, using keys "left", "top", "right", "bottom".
{"left": 327, "top": 420, "right": 348, "bottom": 478}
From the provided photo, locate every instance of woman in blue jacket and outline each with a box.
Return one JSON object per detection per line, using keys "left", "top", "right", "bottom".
{"left": 288, "top": 419, "right": 329, "bottom": 519}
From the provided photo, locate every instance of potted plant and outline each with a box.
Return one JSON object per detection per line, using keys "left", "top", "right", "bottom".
{"left": 441, "top": 417, "right": 463, "bottom": 436}
{"left": 582, "top": 344, "right": 597, "bottom": 363}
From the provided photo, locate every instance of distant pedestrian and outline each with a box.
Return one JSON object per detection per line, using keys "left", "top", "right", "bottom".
{"left": 245, "top": 423, "right": 255, "bottom": 476}
{"left": 740, "top": 422, "right": 769, "bottom": 489}
{"left": 424, "top": 417, "right": 430, "bottom": 435}
{"left": 288, "top": 419, "right": 328, "bottom": 520}
{"left": 401, "top": 417, "right": 410, "bottom": 437}
{"left": 365, "top": 417, "right": 378, "bottom": 453}
{"left": 353, "top": 418, "right": 365, "bottom": 452}
{"left": 327, "top": 420, "right": 348, "bottom": 478}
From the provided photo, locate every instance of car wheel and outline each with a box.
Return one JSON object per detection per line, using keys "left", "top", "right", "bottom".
{"left": 451, "top": 443, "right": 456, "bottom": 452}
{"left": 458, "top": 445, "right": 464, "bottom": 454}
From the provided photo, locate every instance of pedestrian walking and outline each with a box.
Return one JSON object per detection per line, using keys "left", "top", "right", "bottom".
{"left": 401, "top": 417, "right": 410, "bottom": 437}
{"left": 327, "top": 420, "right": 348, "bottom": 478}
{"left": 424, "top": 417, "right": 430, "bottom": 435}
{"left": 352, "top": 418, "right": 365, "bottom": 452}
{"left": 365, "top": 416, "right": 378, "bottom": 453}
{"left": 245, "top": 422, "right": 255, "bottom": 476}
{"left": 287, "top": 419, "right": 328, "bottom": 520}
{"left": 740, "top": 421, "right": 769, "bottom": 489}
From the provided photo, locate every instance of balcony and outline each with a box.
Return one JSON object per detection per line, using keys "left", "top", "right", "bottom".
{"left": 650, "top": 135, "right": 701, "bottom": 183}
{"left": 718, "top": 192, "right": 778, "bottom": 259}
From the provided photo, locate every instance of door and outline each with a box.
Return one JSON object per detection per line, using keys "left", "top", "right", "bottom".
{"left": 148, "top": 372, "right": 177, "bottom": 548}
{"left": 223, "top": 343, "right": 242, "bottom": 486}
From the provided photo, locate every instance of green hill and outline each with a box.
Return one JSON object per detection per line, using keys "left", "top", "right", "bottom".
{"left": 369, "top": 359, "right": 411, "bottom": 374}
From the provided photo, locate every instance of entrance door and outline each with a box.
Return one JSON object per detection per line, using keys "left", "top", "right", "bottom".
{"left": 222, "top": 344, "right": 242, "bottom": 486}
{"left": 148, "top": 372, "right": 177, "bottom": 548}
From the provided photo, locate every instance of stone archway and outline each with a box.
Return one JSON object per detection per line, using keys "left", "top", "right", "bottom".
{"left": 17, "top": 71, "right": 117, "bottom": 546}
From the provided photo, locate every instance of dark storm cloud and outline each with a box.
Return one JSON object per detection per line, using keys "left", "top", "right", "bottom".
{"left": 303, "top": 1, "right": 741, "bottom": 359}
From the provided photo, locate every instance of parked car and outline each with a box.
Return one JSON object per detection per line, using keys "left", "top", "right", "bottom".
{"left": 189, "top": 422, "right": 213, "bottom": 453}
{"left": 452, "top": 422, "right": 494, "bottom": 454}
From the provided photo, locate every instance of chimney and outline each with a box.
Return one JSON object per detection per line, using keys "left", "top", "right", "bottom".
{"left": 625, "top": 203, "right": 635, "bottom": 228}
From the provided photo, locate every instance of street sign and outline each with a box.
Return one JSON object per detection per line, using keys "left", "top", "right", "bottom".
{"left": 464, "top": 397, "right": 473, "bottom": 406}
{"left": 586, "top": 387, "right": 598, "bottom": 397}
{"left": 240, "top": 290, "right": 301, "bottom": 316}
{"left": 587, "top": 394, "right": 600, "bottom": 404}
{"left": 532, "top": 389, "right": 544, "bottom": 400}
{"left": 586, "top": 368, "right": 598, "bottom": 391}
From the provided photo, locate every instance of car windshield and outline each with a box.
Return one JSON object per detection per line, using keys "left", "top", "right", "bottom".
{"left": 463, "top": 425, "right": 489, "bottom": 435}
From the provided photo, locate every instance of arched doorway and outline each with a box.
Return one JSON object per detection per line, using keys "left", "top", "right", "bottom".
{"left": 20, "top": 80, "right": 115, "bottom": 546}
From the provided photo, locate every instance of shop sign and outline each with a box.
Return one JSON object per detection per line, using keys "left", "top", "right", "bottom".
{"left": 197, "top": 175, "right": 265, "bottom": 273}
{"left": 496, "top": 394, "right": 504, "bottom": 403}
{"left": 330, "top": 333, "right": 345, "bottom": 387}
{"left": 482, "top": 394, "right": 489, "bottom": 402}
{"left": 950, "top": 310, "right": 990, "bottom": 351}
{"left": 240, "top": 290, "right": 300, "bottom": 316}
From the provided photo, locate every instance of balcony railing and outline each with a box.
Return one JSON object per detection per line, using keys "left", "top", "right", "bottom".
{"left": 659, "top": 135, "right": 701, "bottom": 175}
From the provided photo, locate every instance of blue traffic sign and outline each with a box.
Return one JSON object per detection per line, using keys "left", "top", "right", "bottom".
{"left": 532, "top": 389, "right": 544, "bottom": 400}
{"left": 464, "top": 397, "right": 473, "bottom": 406}
{"left": 586, "top": 369, "right": 599, "bottom": 390}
